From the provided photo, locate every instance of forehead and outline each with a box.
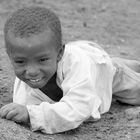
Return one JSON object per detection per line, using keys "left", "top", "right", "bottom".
{"left": 5, "top": 29, "right": 57, "bottom": 51}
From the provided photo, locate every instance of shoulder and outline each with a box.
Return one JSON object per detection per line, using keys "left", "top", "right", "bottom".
{"left": 61, "top": 41, "right": 91, "bottom": 65}
{"left": 65, "top": 40, "right": 102, "bottom": 50}
{"left": 63, "top": 40, "right": 95, "bottom": 59}
{"left": 63, "top": 40, "right": 105, "bottom": 58}
{"left": 62, "top": 40, "right": 106, "bottom": 62}
{"left": 58, "top": 41, "right": 95, "bottom": 75}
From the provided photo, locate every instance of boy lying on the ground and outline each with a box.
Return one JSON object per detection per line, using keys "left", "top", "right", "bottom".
{"left": 0, "top": 6, "right": 140, "bottom": 134}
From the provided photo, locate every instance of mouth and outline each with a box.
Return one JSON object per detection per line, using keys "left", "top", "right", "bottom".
{"left": 26, "top": 77, "right": 45, "bottom": 86}
{"left": 23, "top": 76, "right": 48, "bottom": 88}
{"left": 29, "top": 78, "right": 42, "bottom": 83}
{"left": 25, "top": 77, "right": 45, "bottom": 88}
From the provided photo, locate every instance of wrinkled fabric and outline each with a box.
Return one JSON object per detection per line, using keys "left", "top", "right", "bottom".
{"left": 112, "top": 57, "right": 140, "bottom": 105}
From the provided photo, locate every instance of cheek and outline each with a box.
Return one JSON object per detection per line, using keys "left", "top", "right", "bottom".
{"left": 43, "top": 62, "right": 57, "bottom": 75}
{"left": 14, "top": 67, "right": 25, "bottom": 77}
{"left": 10, "top": 63, "right": 25, "bottom": 77}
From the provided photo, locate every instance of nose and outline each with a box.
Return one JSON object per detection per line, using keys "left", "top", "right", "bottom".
{"left": 26, "top": 64, "right": 40, "bottom": 77}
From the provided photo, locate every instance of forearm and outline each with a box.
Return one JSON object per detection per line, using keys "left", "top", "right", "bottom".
{"left": 27, "top": 101, "right": 89, "bottom": 134}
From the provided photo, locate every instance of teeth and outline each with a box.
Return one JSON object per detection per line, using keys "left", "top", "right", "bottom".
{"left": 29, "top": 78, "right": 42, "bottom": 82}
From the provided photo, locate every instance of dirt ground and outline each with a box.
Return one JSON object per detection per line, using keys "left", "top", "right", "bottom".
{"left": 0, "top": 0, "right": 140, "bottom": 139}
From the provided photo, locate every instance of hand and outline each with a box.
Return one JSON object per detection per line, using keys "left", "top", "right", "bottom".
{"left": 0, "top": 103, "right": 30, "bottom": 124}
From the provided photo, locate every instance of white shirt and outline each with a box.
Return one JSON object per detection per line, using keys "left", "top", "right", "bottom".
{"left": 13, "top": 41, "right": 116, "bottom": 134}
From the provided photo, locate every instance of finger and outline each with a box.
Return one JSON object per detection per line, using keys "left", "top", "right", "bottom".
{"left": 0, "top": 105, "right": 8, "bottom": 114}
{"left": 11, "top": 114, "right": 22, "bottom": 123}
{"left": 0, "top": 104, "right": 15, "bottom": 118}
{"left": 6, "top": 109, "right": 18, "bottom": 120}
{"left": 0, "top": 107, "right": 11, "bottom": 118}
{"left": 0, "top": 107, "right": 4, "bottom": 116}
{"left": 0, "top": 103, "right": 13, "bottom": 114}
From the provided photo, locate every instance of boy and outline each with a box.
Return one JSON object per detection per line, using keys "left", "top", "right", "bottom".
{"left": 0, "top": 6, "right": 140, "bottom": 134}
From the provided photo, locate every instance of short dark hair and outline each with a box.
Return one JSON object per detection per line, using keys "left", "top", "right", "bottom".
{"left": 4, "top": 6, "right": 62, "bottom": 49}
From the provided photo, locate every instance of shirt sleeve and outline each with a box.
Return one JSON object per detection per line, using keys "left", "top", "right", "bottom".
{"left": 26, "top": 49, "right": 105, "bottom": 134}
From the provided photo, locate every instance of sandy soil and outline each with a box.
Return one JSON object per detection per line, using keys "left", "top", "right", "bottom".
{"left": 0, "top": 0, "right": 140, "bottom": 139}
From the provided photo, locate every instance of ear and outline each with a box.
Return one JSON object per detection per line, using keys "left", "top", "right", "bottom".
{"left": 57, "top": 45, "right": 64, "bottom": 62}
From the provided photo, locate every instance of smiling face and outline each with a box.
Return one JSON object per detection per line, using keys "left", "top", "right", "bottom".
{"left": 5, "top": 29, "right": 63, "bottom": 88}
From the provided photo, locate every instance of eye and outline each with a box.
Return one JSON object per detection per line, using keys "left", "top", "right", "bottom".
{"left": 39, "top": 57, "right": 49, "bottom": 62}
{"left": 14, "top": 60, "right": 25, "bottom": 64}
